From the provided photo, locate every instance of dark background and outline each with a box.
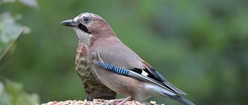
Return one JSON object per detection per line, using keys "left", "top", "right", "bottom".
{"left": 1, "top": 0, "right": 248, "bottom": 105}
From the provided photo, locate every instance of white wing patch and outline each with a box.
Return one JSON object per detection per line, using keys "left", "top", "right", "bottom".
{"left": 141, "top": 70, "right": 149, "bottom": 76}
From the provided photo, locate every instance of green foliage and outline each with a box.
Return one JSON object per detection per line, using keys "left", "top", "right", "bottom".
{"left": 0, "top": 13, "right": 29, "bottom": 62}
{"left": 0, "top": 1, "right": 39, "bottom": 105}
{"left": 0, "top": 0, "right": 38, "bottom": 8}
{"left": 0, "top": 80, "right": 39, "bottom": 105}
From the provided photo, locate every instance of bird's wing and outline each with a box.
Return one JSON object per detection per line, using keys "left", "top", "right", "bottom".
{"left": 94, "top": 57, "right": 195, "bottom": 105}
{"left": 141, "top": 61, "right": 186, "bottom": 95}
{"left": 93, "top": 39, "right": 186, "bottom": 95}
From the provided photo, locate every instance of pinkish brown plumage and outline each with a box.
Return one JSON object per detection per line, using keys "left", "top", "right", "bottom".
{"left": 74, "top": 26, "right": 116, "bottom": 100}
{"left": 62, "top": 12, "right": 194, "bottom": 105}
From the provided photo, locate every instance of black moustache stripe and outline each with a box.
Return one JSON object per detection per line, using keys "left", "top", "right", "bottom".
{"left": 78, "top": 24, "right": 91, "bottom": 34}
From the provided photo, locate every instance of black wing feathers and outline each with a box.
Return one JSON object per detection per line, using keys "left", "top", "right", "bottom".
{"left": 149, "top": 68, "right": 186, "bottom": 95}
{"left": 131, "top": 68, "right": 161, "bottom": 82}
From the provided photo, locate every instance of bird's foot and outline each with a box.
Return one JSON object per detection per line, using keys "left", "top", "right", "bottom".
{"left": 108, "top": 96, "right": 131, "bottom": 105}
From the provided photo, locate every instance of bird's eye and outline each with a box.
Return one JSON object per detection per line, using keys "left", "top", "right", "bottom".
{"left": 83, "top": 17, "right": 91, "bottom": 23}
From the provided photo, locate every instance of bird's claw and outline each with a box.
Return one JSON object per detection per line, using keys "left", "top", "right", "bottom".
{"left": 107, "top": 96, "right": 131, "bottom": 105}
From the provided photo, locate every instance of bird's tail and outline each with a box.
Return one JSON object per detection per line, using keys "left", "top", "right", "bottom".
{"left": 168, "top": 95, "right": 195, "bottom": 105}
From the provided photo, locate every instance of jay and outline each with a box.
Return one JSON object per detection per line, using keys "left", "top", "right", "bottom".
{"left": 62, "top": 12, "right": 194, "bottom": 105}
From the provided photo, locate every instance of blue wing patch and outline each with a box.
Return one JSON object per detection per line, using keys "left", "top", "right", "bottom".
{"left": 95, "top": 61, "right": 129, "bottom": 75}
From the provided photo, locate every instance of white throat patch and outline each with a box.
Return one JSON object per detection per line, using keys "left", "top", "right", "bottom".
{"left": 74, "top": 28, "right": 91, "bottom": 46}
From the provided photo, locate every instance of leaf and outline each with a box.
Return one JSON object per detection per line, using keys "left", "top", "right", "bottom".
{"left": 0, "top": 12, "right": 29, "bottom": 61}
{"left": 4, "top": 80, "right": 40, "bottom": 105}
{"left": 19, "top": 0, "right": 38, "bottom": 8}
{"left": 0, "top": 0, "right": 38, "bottom": 8}
{"left": 0, "top": 82, "right": 12, "bottom": 105}
{"left": 1, "top": 0, "right": 16, "bottom": 3}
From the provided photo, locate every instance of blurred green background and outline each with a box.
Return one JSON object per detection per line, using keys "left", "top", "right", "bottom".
{"left": 1, "top": 0, "right": 248, "bottom": 105}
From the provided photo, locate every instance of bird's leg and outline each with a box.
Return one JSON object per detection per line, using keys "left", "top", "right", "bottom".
{"left": 117, "top": 96, "right": 131, "bottom": 105}
{"left": 108, "top": 96, "right": 131, "bottom": 105}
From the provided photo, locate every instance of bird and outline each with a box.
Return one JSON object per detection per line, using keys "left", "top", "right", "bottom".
{"left": 75, "top": 39, "right": 116, "bottom": 100}
{"left": 61, "top": 12, "right": 195, "bottom": 105}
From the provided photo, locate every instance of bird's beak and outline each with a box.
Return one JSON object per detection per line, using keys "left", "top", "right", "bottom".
{"left": 61, "top": 19, "right": 79, "bottom": 27}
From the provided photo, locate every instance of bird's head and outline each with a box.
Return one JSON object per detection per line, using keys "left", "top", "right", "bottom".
{"left": 61, "top": 12, "right": 115, "bottom": 46}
